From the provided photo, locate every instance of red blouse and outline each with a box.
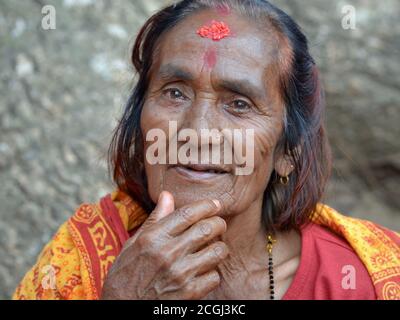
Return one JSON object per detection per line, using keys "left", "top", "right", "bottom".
{"left": 282, "top": 222, "right": 376, "bottom": 300}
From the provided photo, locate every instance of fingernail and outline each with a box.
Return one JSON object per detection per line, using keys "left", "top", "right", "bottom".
{"left": 212, "top": 199, "right": 221, "bottom": 211}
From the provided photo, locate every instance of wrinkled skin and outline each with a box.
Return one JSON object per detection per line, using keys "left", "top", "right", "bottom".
{"left": 102, "top": 9, "right": 300, "bottom": 300}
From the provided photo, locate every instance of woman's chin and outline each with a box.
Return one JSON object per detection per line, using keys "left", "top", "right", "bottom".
{"left": 162, "top": 167, "right": 235, "bottom": 209}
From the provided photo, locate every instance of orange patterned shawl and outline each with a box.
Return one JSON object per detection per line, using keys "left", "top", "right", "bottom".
{"left": 13, "top": 190, "right": 400, "bottom": 300}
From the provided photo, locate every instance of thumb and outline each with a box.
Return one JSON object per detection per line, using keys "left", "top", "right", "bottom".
{"left": 126, "top": 191, "right": 175, "bottom": 246}
{"left": 150, "top": 191, "right": 175, "bottom": 222}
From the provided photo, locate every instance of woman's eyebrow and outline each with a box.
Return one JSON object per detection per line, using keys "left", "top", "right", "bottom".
{"left": 218, "top": 79, "right": 263, "bottom": 100}
{"left": 157, "top": 64, "right": 194, "bottom": 82}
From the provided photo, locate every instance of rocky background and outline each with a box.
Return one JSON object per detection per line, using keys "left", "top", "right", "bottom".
{"left": 0, "top": 0, "right": 399, "bottom": 299}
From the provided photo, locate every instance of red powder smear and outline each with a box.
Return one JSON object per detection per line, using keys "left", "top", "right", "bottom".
{"left": 215, "top": 3, "right": 231, "bottom": 16}
{"left": 203, "top": 47, "right": 217, "bottom": 69}
{"left": 197, "top": 20, "right": 231, "bottom": 41}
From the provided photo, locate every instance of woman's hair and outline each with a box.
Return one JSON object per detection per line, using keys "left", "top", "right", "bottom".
{"left": 108, "top": 0, "right": 332, "bottom": 232}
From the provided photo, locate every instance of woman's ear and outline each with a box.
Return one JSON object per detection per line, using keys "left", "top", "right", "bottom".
{"left": 274, "top": 154, "right": 295, "bottom": 177}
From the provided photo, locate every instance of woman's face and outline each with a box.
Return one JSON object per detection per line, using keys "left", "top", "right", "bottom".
{"left": 141, "top": 10, "right": 292, "bottom": 215}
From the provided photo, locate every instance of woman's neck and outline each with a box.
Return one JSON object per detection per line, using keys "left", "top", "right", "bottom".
{"left": 210, "top": 199, "right": 302, "bottom": 299}
{"left": 221, "top": 200, "right": 267, "bottom": 267}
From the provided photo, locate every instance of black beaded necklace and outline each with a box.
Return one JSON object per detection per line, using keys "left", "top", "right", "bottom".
{"left": 267, "top": 234, "right": 277, "bottom": 300}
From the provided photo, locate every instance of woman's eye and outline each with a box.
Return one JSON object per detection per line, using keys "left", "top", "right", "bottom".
{"left": 229, "top": 100, "right": 252, "bottom": 113}
{"left": 163, "top": 88, "right": 186, "bottom": 100}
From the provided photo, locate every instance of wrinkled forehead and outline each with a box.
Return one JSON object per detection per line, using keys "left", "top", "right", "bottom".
{"left": 150, "top": 9, "right": 288, "bottom": 82}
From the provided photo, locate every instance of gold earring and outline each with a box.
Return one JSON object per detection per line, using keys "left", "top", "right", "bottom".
{"left": 280, "top": 175, "right": 289, "bottom": 185}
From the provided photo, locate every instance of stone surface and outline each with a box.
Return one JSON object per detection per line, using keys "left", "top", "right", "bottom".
{"left": 0, "top": 0, "right": 399, "bottom": 299}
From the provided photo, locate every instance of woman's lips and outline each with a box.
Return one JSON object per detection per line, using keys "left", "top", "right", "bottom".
{"left": 171, "top": 165, "right": 229, "bottom": 181}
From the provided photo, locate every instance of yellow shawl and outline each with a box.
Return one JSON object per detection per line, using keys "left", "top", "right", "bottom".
{"left": 13, "top": 190, "right": 400, "bottom": 300}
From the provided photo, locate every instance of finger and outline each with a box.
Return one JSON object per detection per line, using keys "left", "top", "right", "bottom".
{"left": 183, "top": 270, "right": 221, "bottom": 300}
{"left": 167, "top": 241, "right": 228, "bottom": 291}
{"left": 173, "top": 217, "right": 227, "bottom": 254}
{"left": 143, "top": 191, "right": 175, "bottom": 227}
{"left": 127, "top": 191, "right": 175, "bottom": 246}
{"left": 159, "top": 198, "right": 222, "bottom": 237}
{"left": 186, "top": 241, "right": 229, "bottom": 277}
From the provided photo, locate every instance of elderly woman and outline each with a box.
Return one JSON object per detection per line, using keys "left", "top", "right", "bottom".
{"left": 14, "top": 0, "right": 399, "bottom": 300}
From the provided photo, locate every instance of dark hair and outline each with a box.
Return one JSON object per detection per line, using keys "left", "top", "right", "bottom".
{"left": 108, "top": 0, "right": 332, "bottom": 232}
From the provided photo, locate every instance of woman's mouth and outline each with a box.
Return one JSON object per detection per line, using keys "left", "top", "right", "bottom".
{"left": 171, "top": 164, "right": 230, "bottom": 181}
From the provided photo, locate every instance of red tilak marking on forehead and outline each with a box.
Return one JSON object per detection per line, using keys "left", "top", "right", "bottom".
{"left": 197, "top": 20, "right": 231, "bottom": 41}
{"left": 203, "top": 47, "right": 217, "bottom": 69}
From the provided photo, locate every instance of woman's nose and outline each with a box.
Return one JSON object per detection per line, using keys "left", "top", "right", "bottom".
{"left": 182, "top": 98, "right": 220, "bottom": 133}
